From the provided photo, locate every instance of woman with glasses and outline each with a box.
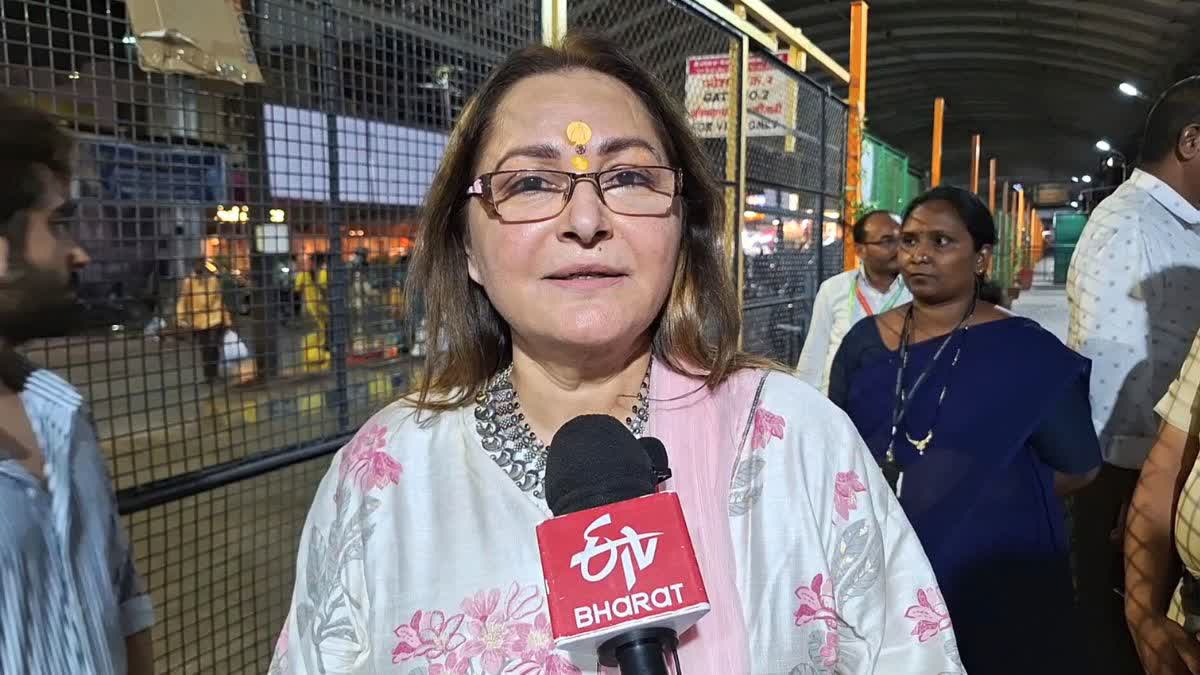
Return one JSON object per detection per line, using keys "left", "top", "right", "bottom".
{"left": 829, "top": 186, "right": 1102, "bottom": 674}
{"left": 797, "top": 209, "right": 910, "bottom": 394}
{"left": 271, "top": 35, "right": 958, "bottom": 674}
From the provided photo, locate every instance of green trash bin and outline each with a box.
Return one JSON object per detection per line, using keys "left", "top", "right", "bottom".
{"left": 1053, "top": 213, "right": 1087, "bottom": 285}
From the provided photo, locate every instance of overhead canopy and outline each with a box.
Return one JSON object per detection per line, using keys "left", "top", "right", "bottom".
{"left": 775, "top": 0, "right": 1200, "bottom": 183}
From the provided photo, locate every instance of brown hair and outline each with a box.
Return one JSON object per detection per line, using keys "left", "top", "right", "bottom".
{"left": 0, "top": 93, "right": 73, "bottom": 252}
{"left": 406, "top": 32, "right": 772, "bottom": 411}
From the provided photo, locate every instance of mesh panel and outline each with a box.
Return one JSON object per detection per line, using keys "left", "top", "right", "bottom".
{"left": 742, "top": 47, "right": 848, "bottom": 363}
{"left": 862, "top": 133, "right": 910, "bottom": 215}
{"left": 127, "top": 456, "right": 328, "bottom": 674}
{"left": 3, "top": 1, "right": 537, "bottom": 672}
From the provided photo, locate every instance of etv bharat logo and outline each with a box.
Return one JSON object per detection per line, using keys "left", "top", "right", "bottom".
{"left": 569, "top": 513, "right": 663, "bottom": 591}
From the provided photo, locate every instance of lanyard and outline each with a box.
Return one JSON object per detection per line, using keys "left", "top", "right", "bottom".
{"left": 846, "top": 272, "right": 905, "bottom": 319}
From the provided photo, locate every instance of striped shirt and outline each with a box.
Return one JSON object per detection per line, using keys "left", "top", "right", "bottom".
{"left": 0, "top": 361, "right": 154, "bottom": 674}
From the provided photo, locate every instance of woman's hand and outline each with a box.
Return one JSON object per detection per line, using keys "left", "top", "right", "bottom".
{"left": 1129, "top": 613, "right": 1200, "bottom": 674}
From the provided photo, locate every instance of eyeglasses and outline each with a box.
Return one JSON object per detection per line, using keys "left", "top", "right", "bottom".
{"left": 466, "top": 166, "right": 683, "bottom": 224}
{"left": 860, "top": 236, "right": 899, "bottom": 249}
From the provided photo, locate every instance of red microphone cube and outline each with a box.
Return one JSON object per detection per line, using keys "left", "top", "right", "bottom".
{"left": 536, "top": 491, "right": 710, "bottom": 654}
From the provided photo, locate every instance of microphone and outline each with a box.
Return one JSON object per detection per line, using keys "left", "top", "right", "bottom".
{"left": 536, "top": 415, "right": 709, "bottom": 675}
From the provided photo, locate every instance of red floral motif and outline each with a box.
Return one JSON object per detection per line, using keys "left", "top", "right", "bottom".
{"left": 751, "top": 407, "right": 787, "bottom": 450}
{"left": 904, "top": 587, "right": 953, "bottom": 643}
{"left": 794, "top": 573, "right": 838, "bottom": 629}
{"left": 339, "top": 424, "right": 401, "bottom": 493}
{"left": 392, "top": 610, "right": 467, "bottom": 663}
{"left": 833, "top": 470, "right": 867, "bottom": 521}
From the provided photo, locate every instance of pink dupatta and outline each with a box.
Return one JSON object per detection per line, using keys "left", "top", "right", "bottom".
{"left": 636, "top": 358, "right": 765, "bottom": 675}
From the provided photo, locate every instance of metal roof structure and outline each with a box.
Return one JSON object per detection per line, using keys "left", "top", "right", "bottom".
{"left": 772, "top": 0, "right": 1200, "bottom": 184}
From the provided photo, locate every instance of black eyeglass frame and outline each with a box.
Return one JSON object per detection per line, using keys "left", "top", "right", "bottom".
{"left": 465, "top": 165, "right": 684, "bottom": 224}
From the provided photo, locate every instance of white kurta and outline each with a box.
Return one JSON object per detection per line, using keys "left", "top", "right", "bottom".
{"left": 268, "top": 371, "right": 960, "bottom": 674}
{"left": 796, "top": 269, "right": 910, "bottom": 395}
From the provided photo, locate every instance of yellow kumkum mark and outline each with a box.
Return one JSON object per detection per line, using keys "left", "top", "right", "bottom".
{"left": 565, "top": 121, "right": 592, "bottom": 146}
{"left": 566, "top": 121, "right": 592, "bottom": 171}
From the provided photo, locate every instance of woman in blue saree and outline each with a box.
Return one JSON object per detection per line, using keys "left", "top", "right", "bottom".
{"left": 829, "top": 186, "right": 1103, "bottom": 674}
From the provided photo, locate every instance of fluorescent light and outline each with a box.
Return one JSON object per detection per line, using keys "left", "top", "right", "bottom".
{"left": 1070, "top": 201, "right": 1079, "bottom": 208}
{"left": 1082, "top": 175, "right": 1093, "bottom": 183}
{"left": 1071, "top": 176, "right": 1080, "bottom": 183}
{"left": 1119, "top": 82, "right": 1140, "bottom": 97}
{"left": 1095, "top": 139, "right": 1112, "bottom": 152}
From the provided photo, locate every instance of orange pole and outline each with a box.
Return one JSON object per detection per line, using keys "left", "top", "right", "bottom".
{"left": 988, "top": 158, "right": 997, "bottom": 212}
{"left": 969, "top": 134, "right": 981, "bottom": 194}
{"left": 1017, "top": 188, "right": 1026, "bottom": 259}
{"left": 1001, "top": 180, "right": 1010, "bottom": 214}
{"left": 843, "top": 0, "right": 869, "bottom": 271}
{"left": 931, "top": 97, "right": 945, "bottom": 187}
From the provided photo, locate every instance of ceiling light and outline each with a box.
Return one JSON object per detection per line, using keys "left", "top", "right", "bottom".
{"left": 1082, "top": 175, "right": 1093, "bottom": 183}
{"left": 1106, "top": 157, "right": 1115, "bottom": 168}
{"left": 1118, "top": 82, "right": 1140, "bottom": 97}
{"left": 1070, "top": 201, "right": 1079, "bottom": 208}
{"left": 1071, "top": 176, "right": 1079, "bottom": 183}
{"left": 1095, "top": 139, "right": 1112, "bottom": 152}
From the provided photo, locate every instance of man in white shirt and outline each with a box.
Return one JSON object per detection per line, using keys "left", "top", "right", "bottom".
{"left": 797, "top": 209, "right": 910, "bottom": 393}
{"left": 1067, "top": 76, "right": 1200, "bottom": 675}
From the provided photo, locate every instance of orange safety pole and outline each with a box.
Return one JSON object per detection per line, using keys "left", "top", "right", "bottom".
{"left": 988, "top": 158, "right": 997, "bottom": 213}
{"left": 1031, "top": 206, "right": 1043, "bottom": 262}
{"left": 969, "top": 134, "right": 981, "bottom": 195}
{"left": 931, "top": 97, "right": 945, "bottom": 187}
{"left": 843, "top": 0, "right": 869, "bottom": 271}
{"left": 1017, "top": 188, "right": 1026, "bottom": 265}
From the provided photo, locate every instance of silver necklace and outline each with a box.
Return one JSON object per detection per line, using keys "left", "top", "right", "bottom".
{"left": 473, "top": 363, "right": 652, "bottom": 499}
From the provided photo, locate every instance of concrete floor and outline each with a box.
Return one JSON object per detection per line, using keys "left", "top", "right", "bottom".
{"left": 1014, "top": 284, "right": 1069, "bottom": 343}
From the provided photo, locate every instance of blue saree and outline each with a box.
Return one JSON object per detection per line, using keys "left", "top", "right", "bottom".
{"left": 829, "top": 316, "right": 1102, "bottom": 674}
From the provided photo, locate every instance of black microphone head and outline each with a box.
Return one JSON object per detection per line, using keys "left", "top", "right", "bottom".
{"left": 638, "top": 436, "right": 672, "bottom": 484}
{"left": 545, "top": 414, "right": 657, "bottom": 516}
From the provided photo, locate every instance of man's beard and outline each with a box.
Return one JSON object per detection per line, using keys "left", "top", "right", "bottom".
{"left": 0, "top": 266, "right": 87, "bottom": 344}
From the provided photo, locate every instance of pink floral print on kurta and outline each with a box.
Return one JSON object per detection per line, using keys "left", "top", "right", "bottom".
{"left": 431, "top": 652, "right": 472, "bottom": 675}
{"left": 339, "top": 423, "right": 402, "bottom": 492}
{"left": 819, "top": 631, "right": 839, "bottom": 668}
{"left": 904, "top": 587, "right": 953, "bottom": 642}
{"left": 751, "top": 406, "right": 787, "bottom": 450}
{"left": 833, "top": 470, "right": 867, "bottom": 521}
{"left": 392, "top": 610, "right": 467, "bottom": 662}
{"left": 396, "top": 583, "right": 579, "bottom": 675}
{"left": 794, "top": 573, "right": 838, "bottom": 629}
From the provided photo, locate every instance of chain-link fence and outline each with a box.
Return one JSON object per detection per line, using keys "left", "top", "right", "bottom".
{"left": 739, "top": 48, "right": 846, "bottom": 365}
{"left": 571, "top": 1, "right": 848, "bottom": 367}
{"left": 3, "top": 0, "right": 846, "bottom": 672}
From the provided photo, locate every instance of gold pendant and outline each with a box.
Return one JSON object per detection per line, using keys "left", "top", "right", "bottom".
{"left": 906, "top": 430, "right": 933, "bottom": 454}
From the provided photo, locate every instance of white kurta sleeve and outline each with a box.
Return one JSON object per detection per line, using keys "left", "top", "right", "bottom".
{"left": 270, "top": 422, "right": 402, "bottom": 674}
{"left": 796, "top": 279, "right": 837, "bottom": 390}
